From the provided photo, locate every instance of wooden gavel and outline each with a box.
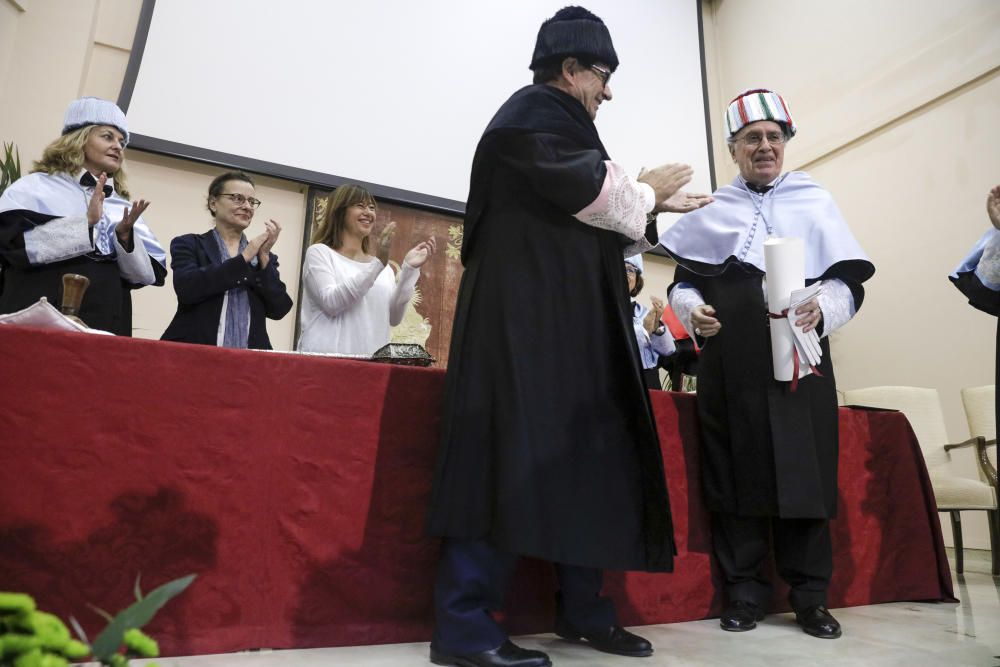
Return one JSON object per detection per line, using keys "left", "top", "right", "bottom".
{"left": 60, "top": 273, "right": 90, "bottom": 326}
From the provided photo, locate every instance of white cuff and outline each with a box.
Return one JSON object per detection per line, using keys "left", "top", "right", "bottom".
{"left": 574, "top": 161, "right": 653, "bottom": 241}
{"left": 24, "top": 215, "right": 93, "bottom": 264}
{"left": 816, "top": 279, "right": 856, "bottom": 337}
{"left": 114, "top": 233, "right": 157, "bottom": 285}
{"left": 669, "top": 284, "right": 706, "bottom": 340}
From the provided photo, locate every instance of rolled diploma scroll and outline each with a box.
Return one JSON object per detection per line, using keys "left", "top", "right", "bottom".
{"left": 764, "top": 237, "right": 808, "bottom": 382}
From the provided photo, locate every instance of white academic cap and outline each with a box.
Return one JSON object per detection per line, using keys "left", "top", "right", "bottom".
{"left": 62, "top": 97, "right": 129, "bottom": 146}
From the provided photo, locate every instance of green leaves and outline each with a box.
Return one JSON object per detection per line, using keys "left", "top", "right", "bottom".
{"left": 0, "top": 142, "right": 21, "bottom": 198}
{"left": 89, "top": 575, "right": 195, "bottom": 662}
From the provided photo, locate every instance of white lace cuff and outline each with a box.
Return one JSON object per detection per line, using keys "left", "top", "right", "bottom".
{"left": 977, "top": 232, "right": 1000, "bottom": 289}
{"left": 23, "top": 215, "right": 93, "bottom": 265}
{"left": 574, "top": 161, "right": 654, "bottom": 241}
{"left": 668, "top": 283, "right": 705, "bottom": 340}
{"left": 817, "top": 279, "right": 856, "bottom": 337}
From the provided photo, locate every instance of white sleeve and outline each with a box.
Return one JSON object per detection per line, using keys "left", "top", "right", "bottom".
{"left": 976, "top": 231, "right": 1000, "bottom": 289}
{"left": 113, "top": 233, "right": 156, "bottom": 285}
{"left": 303, "top": 247, "right": 382, "bottom": 318}
{"left": 650, "top": 328, "right": 676, "bottom": 357}
{"left": 573, "top": 161, "right": 655, "bottom": 241}
{"left": 668, "top": 283, "right": 706, "bottom": 340}
{"left": 389, "top": 262, "right": 420, "bottom": 326}
{"left": 817, "top": 278, "right": 856, "bottom": 337}
{"left": 23, "top": 215, "right": 93, "bottom": 264}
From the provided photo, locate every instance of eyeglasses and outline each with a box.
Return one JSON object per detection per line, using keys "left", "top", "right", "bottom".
{"left": 589, "top": 64, "right": 612, "bottom": 87}
{"left": 217, "top": 193, "right": 262, "bottom": 209}
{"left": 624, "top": 265, "right": 638, "bottom": 275}
{"left": 737, "top": 130, "right": 787, "bottom": 147}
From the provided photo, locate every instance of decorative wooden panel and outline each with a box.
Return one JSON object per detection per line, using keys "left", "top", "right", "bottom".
{"left": 295, "top": 187, "right": 464, "bottom": 367}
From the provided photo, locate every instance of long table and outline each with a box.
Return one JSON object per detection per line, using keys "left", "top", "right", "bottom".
{"left": 0, "top": 326, "right": 954, "bottom": 657}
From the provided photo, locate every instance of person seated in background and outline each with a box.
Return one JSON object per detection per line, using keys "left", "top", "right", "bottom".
{"left": 950, "top": 183, "right": 1000, "bottom": 435}
{"left": 625, "top": 254, "right": 674, "bottom": 390}
{"left": 296, "top": 184, "right": 435, "bottom": 355}
{"left": 657, "top": 300, "right": 699, "bottom": 391}
{"left": 0, "top": 97, "right": 166, "bottom": 334}
{"left": 160, "top": 171, "right": 293, "bottom": 349}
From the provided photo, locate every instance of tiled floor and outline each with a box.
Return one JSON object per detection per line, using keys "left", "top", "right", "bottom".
{"left": 124, "top": 550, "right": 999, "bottom": 667}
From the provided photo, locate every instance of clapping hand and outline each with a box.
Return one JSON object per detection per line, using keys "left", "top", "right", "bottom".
{"left": 256, "top": 219, "right": 281, "bottom": 269}
{"left": 115, "top": 198, "right": 151, "bottom": 246}
{"left": 988, "top": 185, "right": 1000, "bottom": 230}
{"left": 638, "top": 164, "right": 693, "bottom": 212}
{"left": 242, "top": 229, "right": 270, "bottom": 264}
{"left": 375, "top": 221, "right": 398, "bottom": 266}
{"left": 644, "top": 295, "right": 665, "bottom": 334}
{"left": 87, "top": 173, "right": 107, "bottom": 227}
{"left": 659, "top": 189, "right": 713, "bottom": 214}
{"left": 404, "top": 236, "right": 437, "bottom": 268}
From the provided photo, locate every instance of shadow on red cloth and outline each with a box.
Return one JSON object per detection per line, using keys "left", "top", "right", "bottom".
{"left": 290, "top": 366, "right": 443, "bottom": 647}
{"left": 0, "top": 487, "right": 218, "bottom": 642}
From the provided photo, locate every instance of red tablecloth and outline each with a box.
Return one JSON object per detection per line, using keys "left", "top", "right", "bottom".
{"left": 0, "top": 327, "right": 954, "bottom": 656}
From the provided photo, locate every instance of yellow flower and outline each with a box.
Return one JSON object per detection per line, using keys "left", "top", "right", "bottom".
{"left": 123, "top": 628, "right": 159, "bottom": 658}
{"left": 13, "top": 612, "right": 70, "bottom": 644}
{"left": 1, "top": 633, "right": 40, "bottom": 656}
{"left": 60, "top": 638, "right": 89, "bottom": 659}
{"left": 12, "top": 647, "right": 69, "bottom": 667}
{"left": 0, "top": 593, "right": 36, "bottom": 616}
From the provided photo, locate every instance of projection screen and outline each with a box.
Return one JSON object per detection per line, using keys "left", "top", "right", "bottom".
{"left": 120, "top": 0, "right": 715, "bottom": 216}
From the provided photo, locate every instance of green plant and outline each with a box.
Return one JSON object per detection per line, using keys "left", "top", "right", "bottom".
{"left": 0, "top": 574, "right": 195, "bottom": 667}
{"left": 0, "top": 142, "right": 21, "bottom": 198}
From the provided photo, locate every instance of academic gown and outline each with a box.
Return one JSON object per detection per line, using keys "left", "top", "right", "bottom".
{"left": 0, "top": 172, "right": 166, "bottom": 335}
{"left": 951, "top": 228, "right": 1000, "bottom": 436}
{"left": 661, "top": 174, "right": 874, "bottom": 518}
{"left": 427, "top": 85, "right": 675, "bottom": 572}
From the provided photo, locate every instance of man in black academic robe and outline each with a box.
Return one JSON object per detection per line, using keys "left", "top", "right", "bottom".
{"left": 660, "top": 88, "right": 875, "bottom": 640}
{"left": 426, "top": 7, "right": 711, "bottom": 667}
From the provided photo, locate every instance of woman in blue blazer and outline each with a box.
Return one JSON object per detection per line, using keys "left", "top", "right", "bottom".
{"left": 161, "top": 171, "right": 292, "bottom": 349}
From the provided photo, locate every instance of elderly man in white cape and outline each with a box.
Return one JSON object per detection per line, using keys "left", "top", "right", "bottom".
{"left": 0, "top": 97, "right": 166, "bottom": 335}
{"left": 658, "top": 88, "right": 874, "bottom": 640}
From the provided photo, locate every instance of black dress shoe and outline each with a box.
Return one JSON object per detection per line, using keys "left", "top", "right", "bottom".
{"left": 554, "top": 618, "right": 653, "bottom": 658}
{"left": 719, "top": 600, "right": 765, "bottom": 632}
{"left": 795, "top": 605, "right": 842, "bottom": 639}
{"left": 429, "top": 640, "right": 551, "bottom": 667}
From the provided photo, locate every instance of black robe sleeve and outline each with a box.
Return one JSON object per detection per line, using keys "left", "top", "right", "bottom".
{"left": 248, "top": 253, "right": 293, "bottom": 320}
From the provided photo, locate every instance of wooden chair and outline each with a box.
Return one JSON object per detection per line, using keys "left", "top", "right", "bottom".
{"left": 843, "top": 386, "right": 998, "bottom": 575}
{"left": 959, "top": 385, "right": 998, "bottom": 575}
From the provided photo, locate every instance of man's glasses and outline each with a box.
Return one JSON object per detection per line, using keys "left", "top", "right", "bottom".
{"left": 217, "top": 193, "right": 262, "bottom": 209}
{"left": 589, "top": 64, "right": 612, "bottom": 87}
{"left": 737, "top": 130, "right": 787, "bottom": 147}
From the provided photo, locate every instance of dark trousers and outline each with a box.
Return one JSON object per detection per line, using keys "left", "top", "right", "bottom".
{"left": 712, "top": 513, "right": 832, "bottom": 612}
{"left": 432, "top": 538, "right": 617, "bottom": 654}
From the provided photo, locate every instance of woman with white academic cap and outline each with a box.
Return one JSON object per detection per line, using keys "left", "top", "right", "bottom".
{"left": 0, "top": 97, "right": 166, "bottom": 335}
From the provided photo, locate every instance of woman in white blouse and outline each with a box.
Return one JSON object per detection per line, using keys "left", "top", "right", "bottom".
{"left": 297, "top": 184, "right": 435, "bottom": 355}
